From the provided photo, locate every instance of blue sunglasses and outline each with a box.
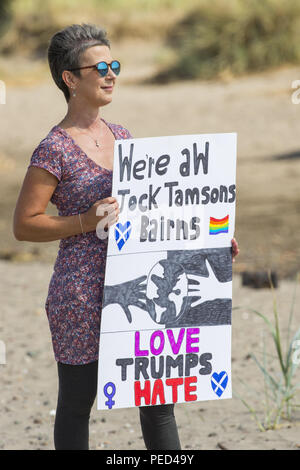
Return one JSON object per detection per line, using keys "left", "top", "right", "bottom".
{"left": 68, "top": 60, "right": 121, "bottom": 77}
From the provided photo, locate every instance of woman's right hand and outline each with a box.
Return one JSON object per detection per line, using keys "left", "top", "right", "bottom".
{"left": 81, "top": 196, "right": 120, "bottom": 232}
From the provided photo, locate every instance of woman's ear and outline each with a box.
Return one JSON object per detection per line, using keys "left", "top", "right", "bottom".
{"left": 61, "top": 70, "right": 77, "bottom": 90}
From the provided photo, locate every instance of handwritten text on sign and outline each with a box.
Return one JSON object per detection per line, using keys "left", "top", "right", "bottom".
{"left": 97, "top": 133, "right": 236, "bottom": 410}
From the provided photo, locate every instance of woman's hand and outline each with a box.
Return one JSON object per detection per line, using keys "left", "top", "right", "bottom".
{"left": 81, "top": 196, "right": 120, "bottom": 232}
{"left": 231, "top": 237, "right": 239, "bottom": 263}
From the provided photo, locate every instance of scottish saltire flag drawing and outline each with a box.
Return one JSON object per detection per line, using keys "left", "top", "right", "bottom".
{"left": 97, "top": 132, "right": 237, "bottom": 410}
{"left": 115, "top": 221, "right": 132, "bottom": 251}
{"left": 209, "top": 215, "right": 229, "bottom": 235}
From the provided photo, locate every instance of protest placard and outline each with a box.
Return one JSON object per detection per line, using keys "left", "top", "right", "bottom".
{"left": 97, "top": 132, "right": 237, "bottom": 410}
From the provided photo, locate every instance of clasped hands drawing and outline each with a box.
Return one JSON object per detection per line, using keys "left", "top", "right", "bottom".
{"left": 103, "top": 238, "right": 239, "bottom": 325}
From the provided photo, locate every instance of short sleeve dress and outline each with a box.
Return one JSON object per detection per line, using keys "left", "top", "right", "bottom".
{"left": 28, "top": 118, "right": 132, "bottom": 365}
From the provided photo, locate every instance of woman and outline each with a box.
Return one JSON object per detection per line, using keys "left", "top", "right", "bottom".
{"left": 13, "top": 23, "right": 239, "bottom": 450}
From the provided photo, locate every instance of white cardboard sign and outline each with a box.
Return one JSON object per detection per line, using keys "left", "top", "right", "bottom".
{"left": 97, "top": 133, "right": 237, "bottom": 410}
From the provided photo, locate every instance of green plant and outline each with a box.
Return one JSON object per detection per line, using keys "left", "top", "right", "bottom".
{"left": 236, "top": 274, "right": 300, "bottom": 430}
{"left": 0, "top": 0, "right": 193, "bottom": 56}
{"left": 0, "top": 0, "right": 13, "bottom": 36}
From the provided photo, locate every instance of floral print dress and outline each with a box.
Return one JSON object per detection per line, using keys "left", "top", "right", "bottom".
{"left": 28, "top": 118, "right": 132, "bottom": 364}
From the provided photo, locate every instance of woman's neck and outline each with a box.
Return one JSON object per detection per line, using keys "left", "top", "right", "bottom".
{"left": 59, "top": 100, "right": 101, "bottom": 130}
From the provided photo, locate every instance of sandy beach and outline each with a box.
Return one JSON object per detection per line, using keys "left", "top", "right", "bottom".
{"left": 1, "top": 260, "right": 300, "bottom": 450}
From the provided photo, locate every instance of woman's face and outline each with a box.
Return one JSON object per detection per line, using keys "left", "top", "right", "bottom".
{"left": 70, "top": 45, "right": 118, "bottom": 107}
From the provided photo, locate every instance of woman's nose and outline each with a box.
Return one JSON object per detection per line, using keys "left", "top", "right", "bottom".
{"left": 107, "top": 65, "right": 117, "bottom": 79}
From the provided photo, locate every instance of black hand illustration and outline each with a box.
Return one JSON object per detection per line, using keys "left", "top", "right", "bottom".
{"left": 103, "top": 275, "right": 147, "bottom": 323}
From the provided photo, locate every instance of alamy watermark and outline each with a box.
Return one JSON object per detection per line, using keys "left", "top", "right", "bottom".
{"left": 0, "top": 340, "right": 6, "bottom": 364}
{"left": 0, "top": 80, "right": 6, "bottom": 104}
{"left": 291, "top": 80, "right": 300, "bottom": 104}
{"left": 95, "top": 200, "right": 204, "bottom": 243}
{"left": 292, "top": 340, "right": 300, "bottom": 365}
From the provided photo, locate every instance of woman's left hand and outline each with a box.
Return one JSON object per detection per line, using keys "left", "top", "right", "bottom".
{"left": 231, "top": 237, "right": 239, "bottom": 263}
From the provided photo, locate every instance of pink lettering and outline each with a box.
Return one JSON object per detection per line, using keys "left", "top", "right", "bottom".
{"left": 166, "top": 328, "right": 185, "bottom": 354}
{"left": 186, "top": 328, "right": 200, "bottom": 353}
{"left": 135, "top": 331, "right": 149, "bottom": 356}
{"left": 150, "top": 330, "right": 165, "bottom": 355}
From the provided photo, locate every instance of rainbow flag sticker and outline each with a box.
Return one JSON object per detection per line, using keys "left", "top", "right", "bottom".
{"left": 209, "top": 215, "right": 229, "bottom": 235}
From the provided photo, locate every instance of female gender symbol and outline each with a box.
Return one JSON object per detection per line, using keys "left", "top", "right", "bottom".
{"left": 103, "top": 382, "right": 116, "bottom": 409}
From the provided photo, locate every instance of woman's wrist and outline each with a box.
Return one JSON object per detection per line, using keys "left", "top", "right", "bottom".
{"left": 79, "top": 211, "right": 95, "bottom": 234}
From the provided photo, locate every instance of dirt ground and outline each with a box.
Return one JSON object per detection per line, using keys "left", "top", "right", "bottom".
{"left": 0, "top": 40, "right": 300, "bottom": 450}
{"left": 1, "top": 260, "right": 300, "bottom": 450}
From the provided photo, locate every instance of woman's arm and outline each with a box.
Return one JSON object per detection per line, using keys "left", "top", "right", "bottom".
{"left": 13, "top": 167, "right": 119, "bottom": 242}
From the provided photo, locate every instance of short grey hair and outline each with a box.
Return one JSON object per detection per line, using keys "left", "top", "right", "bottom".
{"left": 48, "top": 23, "right": 110, "bottom": 103}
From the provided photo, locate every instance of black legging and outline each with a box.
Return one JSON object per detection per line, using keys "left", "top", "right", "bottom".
{"left": 54, "top": 360, "right": 181, "bottom": 450}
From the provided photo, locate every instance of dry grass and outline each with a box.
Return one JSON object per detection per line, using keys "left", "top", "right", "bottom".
{"left": 152, "top": 0, "right": 300, "bottom": 82}
{"left": 2, "top": 0, "right": 300, "bottom": 85}
{"left": 0, "top": 0, "right": 197, "bottom": 58}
